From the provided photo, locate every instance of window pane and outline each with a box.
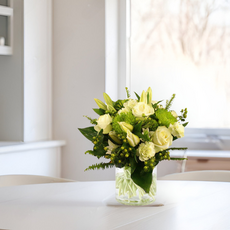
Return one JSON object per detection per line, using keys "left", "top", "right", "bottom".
{"left": 131, "top": 0, "right": 230, "bottom": 129}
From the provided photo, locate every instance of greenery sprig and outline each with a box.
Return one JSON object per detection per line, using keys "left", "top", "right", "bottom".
{"left": 85, "top": 162, "right": 114, "bottom": 171}
{"left": 165, "top": 94, "right": 176, "bottom": 110}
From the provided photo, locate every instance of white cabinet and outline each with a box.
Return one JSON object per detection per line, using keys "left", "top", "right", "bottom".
{"left": 0, "top": 0, "right": 64, "bottom": 177}
{"left": 0, "top": 141, "right": 66, "bottom": 177}
{"left": 0, "top": 1, "right": 13, "bottom": 55}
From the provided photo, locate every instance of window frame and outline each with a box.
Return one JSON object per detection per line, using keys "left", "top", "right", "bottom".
{"left": 105, "top": 0, "right": 230, "bottom": 151}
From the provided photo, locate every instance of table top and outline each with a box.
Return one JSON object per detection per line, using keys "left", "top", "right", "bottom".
{"left": 0, "top": 180, "right": 229, "bottom": 230}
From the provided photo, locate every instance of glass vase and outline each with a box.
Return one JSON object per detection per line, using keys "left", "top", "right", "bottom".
{"left": 115, "top": 166, "right": 157, "bottom": 206}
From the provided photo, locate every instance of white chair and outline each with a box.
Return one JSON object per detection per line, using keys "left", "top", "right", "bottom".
{"left": 0, "top": 175, "right": 75, "bottom": 187}
{"left": 159, "top": 170, "right": 230, "bottom": 182}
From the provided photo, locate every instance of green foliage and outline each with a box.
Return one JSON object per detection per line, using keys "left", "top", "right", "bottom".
{"left": 93, "top": 108, "right": 105, "bottom": 116}
{"left": 165, "top": 94, "right": 176, "bottom": 110}
{"left": 85, "top": 162, "right": 114, "bottom": 171}
{"left": 142, "top": 118, "right": 158, "bottom": 131}
{"left": 133, "top": 121, "right": 142, "bottom": 134}
{"left": 129, "top": 157, "right": 137, "bottom": 173}
{"left": 112, "top": 112, "right": 136, "bottom": 134}
{"left": 152, "top": 100, "right": 163, "bottom": 109}
{"left": 183, "top": 122, "right": 189, "bottom": 127}
{"left": 84, "top": 115, "right": 97, "bottom": 125}
{"left": 78, "top": 127, "right": 98, "bottom": 142}
{"left": 92, "top": 132, "right": 109, "bottom": 158}
{"left": 114, "top": 99, "right": 127, "bottom": 111}
{"left": 132, "top": 121, "right": 150, "bottom": 141}
{"left": 134, "top": 130, "right": 151, "bottom": 142}
{"left": 131, "top": 161, "right": 153, "bottom": 193}
{"left": 85, "top": 150, "right": 104, "bottom": 159}
{"left": 167, "top": 147, "right": 188, "bottom": 151}
{"left": 178, "top": 108, "right": 188, "bottom": 122}
{"left": 134, "top": 92, "right": 140, "bottom": 101}
{"left": 125, "top": 87, "right": 131, "bottom": 98}
{"left": 155, "top": 109, "right": 177, "bottom": 127}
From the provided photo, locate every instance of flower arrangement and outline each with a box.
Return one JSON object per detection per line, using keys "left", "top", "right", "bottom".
{"left": 79, "top": 87, "right": 188, "bottom": 194}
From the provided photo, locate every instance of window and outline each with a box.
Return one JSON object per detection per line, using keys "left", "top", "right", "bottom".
{"left": 105, "top": 0, "right": 230, "bottom": 151}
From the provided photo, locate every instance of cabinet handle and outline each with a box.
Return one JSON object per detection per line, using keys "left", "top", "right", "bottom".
{"left": 197, "top": 159, "right": 209, "bottom": 163}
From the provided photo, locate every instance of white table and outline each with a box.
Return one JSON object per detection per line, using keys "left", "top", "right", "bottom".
{"left": 0, "top": 180, "right": 229, "bottom": 230}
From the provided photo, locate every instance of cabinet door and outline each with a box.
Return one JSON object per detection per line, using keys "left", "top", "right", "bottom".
{"left": 185, "top": 158, "right": 230, "bottom": 171}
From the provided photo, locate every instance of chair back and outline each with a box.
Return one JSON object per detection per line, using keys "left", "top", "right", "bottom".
{"left": 159, "top": 170, "right": 230, "bottom": 182}
{"left": 0, "top": 175, "right": 75, "bottom": 187}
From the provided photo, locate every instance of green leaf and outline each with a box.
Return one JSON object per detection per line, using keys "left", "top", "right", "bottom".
{"left": 131, "top": 162, "right": 153, "bottom": 193}
{"left": 155, "top": 109, "right": 177, "bottom": 127}
{"left": 136, "top": 132, "right": 151, "bottom": 142}
{"left": 114, "top": 99, "right": 127, "bottom": 111}
{"left": 183, "top": 122, "right": 189, "bottom": 127}
{"left": 78, "top": 126, "right": 97, "bottom": 142}
{"left": 134, "top": 92, "right": 140, "bottom": 101}
{"left": 133, "top": 121, "right": 151, "bottom": 141}
{"left": 129, "top": 157, "right": 137, "bottom": 173}
{"left": 152, "top": 100, "right": 163, "bottom": 109}
{"left": 133, "top": 121, "right": 142, "bottom": 134}
{"left": 93, "top": 108, "right": 105, "bottom": 116}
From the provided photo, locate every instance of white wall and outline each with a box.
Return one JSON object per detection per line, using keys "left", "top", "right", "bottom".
{"left": 53, "top": 0, "right": 115, "bottom": 181}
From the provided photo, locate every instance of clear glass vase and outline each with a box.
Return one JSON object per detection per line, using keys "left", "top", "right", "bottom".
{"left": 115, "top": 166, "right": 157, "bottom": 206}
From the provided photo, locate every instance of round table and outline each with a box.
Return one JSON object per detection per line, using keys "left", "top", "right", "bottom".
{"left": 0, "top": 180, "right": 229, "bottom": 230}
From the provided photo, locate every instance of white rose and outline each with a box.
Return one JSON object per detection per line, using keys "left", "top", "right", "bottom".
{"left": 171, "top": 110, "right": 178, "bottom": 118}
{"left": 94, "top": 114, "right": 112, "bottom": 134}
{"left": 152, "top": 126, "right": 173, "bottom": 153}
{"left": 118, "top": 107, "right": 130, "bottom": 114}
{"left": 137, "top": 142, "right": 155, "bottom": 161}
{"left": 168, "top": 122, "right": 184, "bottom": 138}
{"left": 123, "top": 99, "right": 138, "bottom": 110}
{"left": 132, "top": 102, "right": 155, "bottom": 118}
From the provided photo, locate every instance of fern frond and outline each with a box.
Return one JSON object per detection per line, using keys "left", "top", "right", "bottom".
{"left": 170, "top": 157, "right": 187, "bottom": 161}
{"left": 167, "top": 147, "right": 188, "bottom": 151}
{"left": 84, "top": 162, "right": 114, "bottom": 171}
{"left": 165, "top": 94, "right": 176, "bottom": 110}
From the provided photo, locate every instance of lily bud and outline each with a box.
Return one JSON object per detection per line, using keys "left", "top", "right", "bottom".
{"left": 147, "top": 87, "right": 152, "bottom": 105}
{"left": 126, "top": 130, "right": 140, "bottom": 147}
{"left": 107, "top": 104, "right": 116, "bottom": 113}
{"left": 140, "top": 90, "right": 147, "bottom": 104}
{"left": 106, "top": 139, "right": 120, "bottom": 155}
{"left": 109, "top": 131, "right": 122, "bottom": 144}
{"left": 94, "top": 98, "right": 107, "bottom": 110}
{"left": 118, "top": 122, "right": 133, "bottom": 133}
{"left": 103, "top": 93, "right": 113, "bottom": 106}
